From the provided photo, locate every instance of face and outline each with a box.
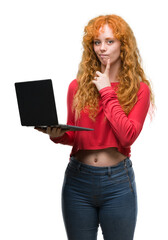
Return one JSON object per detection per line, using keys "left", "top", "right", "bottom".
{"left": 93, "top": 24, "right": 121, "bottom": 67}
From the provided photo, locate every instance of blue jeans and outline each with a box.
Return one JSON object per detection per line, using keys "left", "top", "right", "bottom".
{"left": 62, "top": 156, "right": 138, "bottom": 240}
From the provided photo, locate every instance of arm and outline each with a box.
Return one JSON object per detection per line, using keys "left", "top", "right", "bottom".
{"left": 50, "top": 80, "right": 78, "bottom": 146}
{"left": 99, "top": 82, "right": 150, "bottom": 147}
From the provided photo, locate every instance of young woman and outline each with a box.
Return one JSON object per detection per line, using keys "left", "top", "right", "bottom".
{"left": 36, "top": 14, "right": 155, "bottom": 240}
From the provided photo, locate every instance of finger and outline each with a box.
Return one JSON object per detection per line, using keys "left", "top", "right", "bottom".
{"left": 34, "top": 127, "right": 47, "bottom": 134}
{"left": 53, "top": 127, "right": 60, "bottom": 135}
{"left": 57, "top": 127, "right": 62, "bottom": 134}
{"left": 51, "top": 127, "right": 57, "bottom": 135}
{"left": 93, "top": 76, "right": 99, "bottom": 81}
{"left": 62, "top": 129, "right": 69, "bottom": 134}
{"left": 56, "top": 127, "right": 67, "bottom": 136}
{"left": 95, "top": 71, "right": 103, "bottom": 76}
{"left": 46, "top": 127, "right": 52, "bottom": 135}
{"left": 49, "top": 127, "right": 60, "bottom": 137}
{"left": 104, "top": 58, "right": 110, "bottom": 75}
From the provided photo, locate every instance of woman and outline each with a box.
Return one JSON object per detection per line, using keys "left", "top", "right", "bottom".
{"left": 36, "top": 14, "right": 155, "bottom": 240}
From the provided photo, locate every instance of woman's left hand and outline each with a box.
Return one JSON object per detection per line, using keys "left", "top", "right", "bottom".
{"left": 92, "top": 58, "right": 111, "bottom": 91}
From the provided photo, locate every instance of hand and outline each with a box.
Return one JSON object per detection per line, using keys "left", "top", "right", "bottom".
{"left": 34, "top": 127, "right": 68, "bottom": 138}
{"left": 92, "top": 58, "right": 111, "bottom": 91}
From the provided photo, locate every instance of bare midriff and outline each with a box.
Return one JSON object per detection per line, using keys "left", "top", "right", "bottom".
{"left": 73, "top": 147, "right": 127, "bottom": 167}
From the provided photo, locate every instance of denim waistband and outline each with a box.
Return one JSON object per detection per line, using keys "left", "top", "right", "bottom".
{"left": 69, "top": 156, "right": 132, "bottom": 175}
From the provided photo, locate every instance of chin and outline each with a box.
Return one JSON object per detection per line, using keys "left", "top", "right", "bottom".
{"left": 100, "top": 58, "right": 108, "bottom": 65}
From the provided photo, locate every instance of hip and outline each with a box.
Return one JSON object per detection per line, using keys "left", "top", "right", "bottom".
{"left": 63, "top": 156, "right": 136, "bottom": 197}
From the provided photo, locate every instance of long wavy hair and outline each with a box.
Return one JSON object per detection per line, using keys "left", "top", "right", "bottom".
{"left": 72, "top": 14, "right": 155, "bottom": 122}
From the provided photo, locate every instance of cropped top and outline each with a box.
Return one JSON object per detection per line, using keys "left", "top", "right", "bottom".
{"left": 50, "top": 79, "right": 150, "bottom": 159}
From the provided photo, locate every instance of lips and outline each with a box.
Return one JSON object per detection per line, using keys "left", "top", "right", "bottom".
{"left": 99, "top": 54, "right": 108, "bottom": 57}
{"left": 99, "top": 55, "right": 109, "bottom": 59}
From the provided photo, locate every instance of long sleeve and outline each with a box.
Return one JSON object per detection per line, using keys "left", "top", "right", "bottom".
{"left": 99, "top": 82, "right": 150, "bottom": 147}
{"left": 50, "top": 80, "right": 78, "bottom": 146}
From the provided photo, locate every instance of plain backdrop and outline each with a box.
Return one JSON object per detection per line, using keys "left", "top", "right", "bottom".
{"left": 0, "top": 0, "right": 167, "bottom": 239}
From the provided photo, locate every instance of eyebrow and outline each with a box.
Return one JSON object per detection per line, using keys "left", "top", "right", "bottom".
{"left": 94, "top": 37, "right": 115, "bottom": 40}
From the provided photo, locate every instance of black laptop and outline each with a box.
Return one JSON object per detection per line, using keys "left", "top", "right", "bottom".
{"left": 14, "top": 79, "right": 94, "bottom": 131}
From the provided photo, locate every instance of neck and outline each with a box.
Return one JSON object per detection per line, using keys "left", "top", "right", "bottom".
{"left": 101, "top": 58, "right": 121, "bottom": 83}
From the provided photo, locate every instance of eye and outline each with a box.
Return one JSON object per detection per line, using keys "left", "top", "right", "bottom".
{"left": 107, "top": 40, "right": 114, "bottom": 44}
{"left": 94, "top": 41, "right": 100, "bottom": 45}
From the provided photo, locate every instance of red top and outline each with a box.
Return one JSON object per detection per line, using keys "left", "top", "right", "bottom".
{"left": 50, "top": 79, "right": 150, "bottom": 159}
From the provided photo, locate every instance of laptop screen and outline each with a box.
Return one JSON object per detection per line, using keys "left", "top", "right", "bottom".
{"left": 15, "top": 79, "right": 59, "bottom": 126}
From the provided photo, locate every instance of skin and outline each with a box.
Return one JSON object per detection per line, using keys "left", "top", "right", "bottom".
{"left": 93, "top": 24, "right": 121, "bottom": 84}
{"left": 35, "top": 24, "right": 127, "bottom": 166}
{"left": 34, "top": 126, "right": 67, "bottom": 138}
{"left": 74, "top": 24, "right": 127, "bottom": 166}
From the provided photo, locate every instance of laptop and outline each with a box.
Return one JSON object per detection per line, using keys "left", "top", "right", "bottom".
{"left": 14, "top": 79, "right": 94, "bottom": 131}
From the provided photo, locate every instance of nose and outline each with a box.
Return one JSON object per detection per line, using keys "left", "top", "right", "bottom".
{"left": 100, "top": 42, "right": 106, "bottom": 51}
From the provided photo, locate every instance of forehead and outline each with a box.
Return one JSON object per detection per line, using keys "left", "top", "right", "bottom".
{"left": 94, "top": 24, "right": 114, "bottom": 38}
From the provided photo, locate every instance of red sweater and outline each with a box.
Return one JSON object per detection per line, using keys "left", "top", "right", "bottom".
{"left": 50, "top": 79, "right": 150, "bottom": 159}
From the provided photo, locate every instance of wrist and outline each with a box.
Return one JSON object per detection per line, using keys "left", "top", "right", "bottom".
{"left": 99, "top": 85, "right": 112, "bottom": 92}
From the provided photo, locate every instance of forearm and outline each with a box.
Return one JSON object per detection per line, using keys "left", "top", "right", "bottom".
{"left": 99, "top": 85, "right": 150, "bottom": 147}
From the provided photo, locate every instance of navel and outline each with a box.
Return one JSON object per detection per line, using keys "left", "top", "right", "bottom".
{"left": 94, "top": 154, "right": 98, "bottom": 163}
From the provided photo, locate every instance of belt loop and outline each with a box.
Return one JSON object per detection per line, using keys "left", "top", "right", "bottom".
{"left": 77, "top": 162, "right": 81, "bottom": 172}
{"left": 129, "top": 159, "right": 132, "bottom": 167}
{"left": 124, "top": 158, "right": 127, "bottom": 168}
{"left": 124, "top": 158, "right": 132, "bottom": 168}
{"left": 108, "top": 167, "right": 111, "bottom": 178}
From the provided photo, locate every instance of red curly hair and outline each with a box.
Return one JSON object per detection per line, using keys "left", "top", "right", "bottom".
{"left": 72, "top": 14, "right": 155, "bottom": 122}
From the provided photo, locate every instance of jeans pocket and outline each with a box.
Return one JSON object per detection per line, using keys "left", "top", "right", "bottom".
{"left": 107, "top": 168, "right": 129, "bottom": 186}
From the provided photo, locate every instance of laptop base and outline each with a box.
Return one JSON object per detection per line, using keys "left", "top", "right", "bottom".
{"left": 35, "top": 124, "right": 94, "bottom": 131}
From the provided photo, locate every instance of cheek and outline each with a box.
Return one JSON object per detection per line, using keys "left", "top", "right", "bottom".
{"left": 93, "top": 46, "right": 98, "bottom": 55}
{"left": 111, "top": 46, "right": 121, "bottom": 57}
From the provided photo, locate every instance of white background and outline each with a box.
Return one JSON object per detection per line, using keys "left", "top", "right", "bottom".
{"left": 0, "top": 0, "right": 167, "bottom": 239}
